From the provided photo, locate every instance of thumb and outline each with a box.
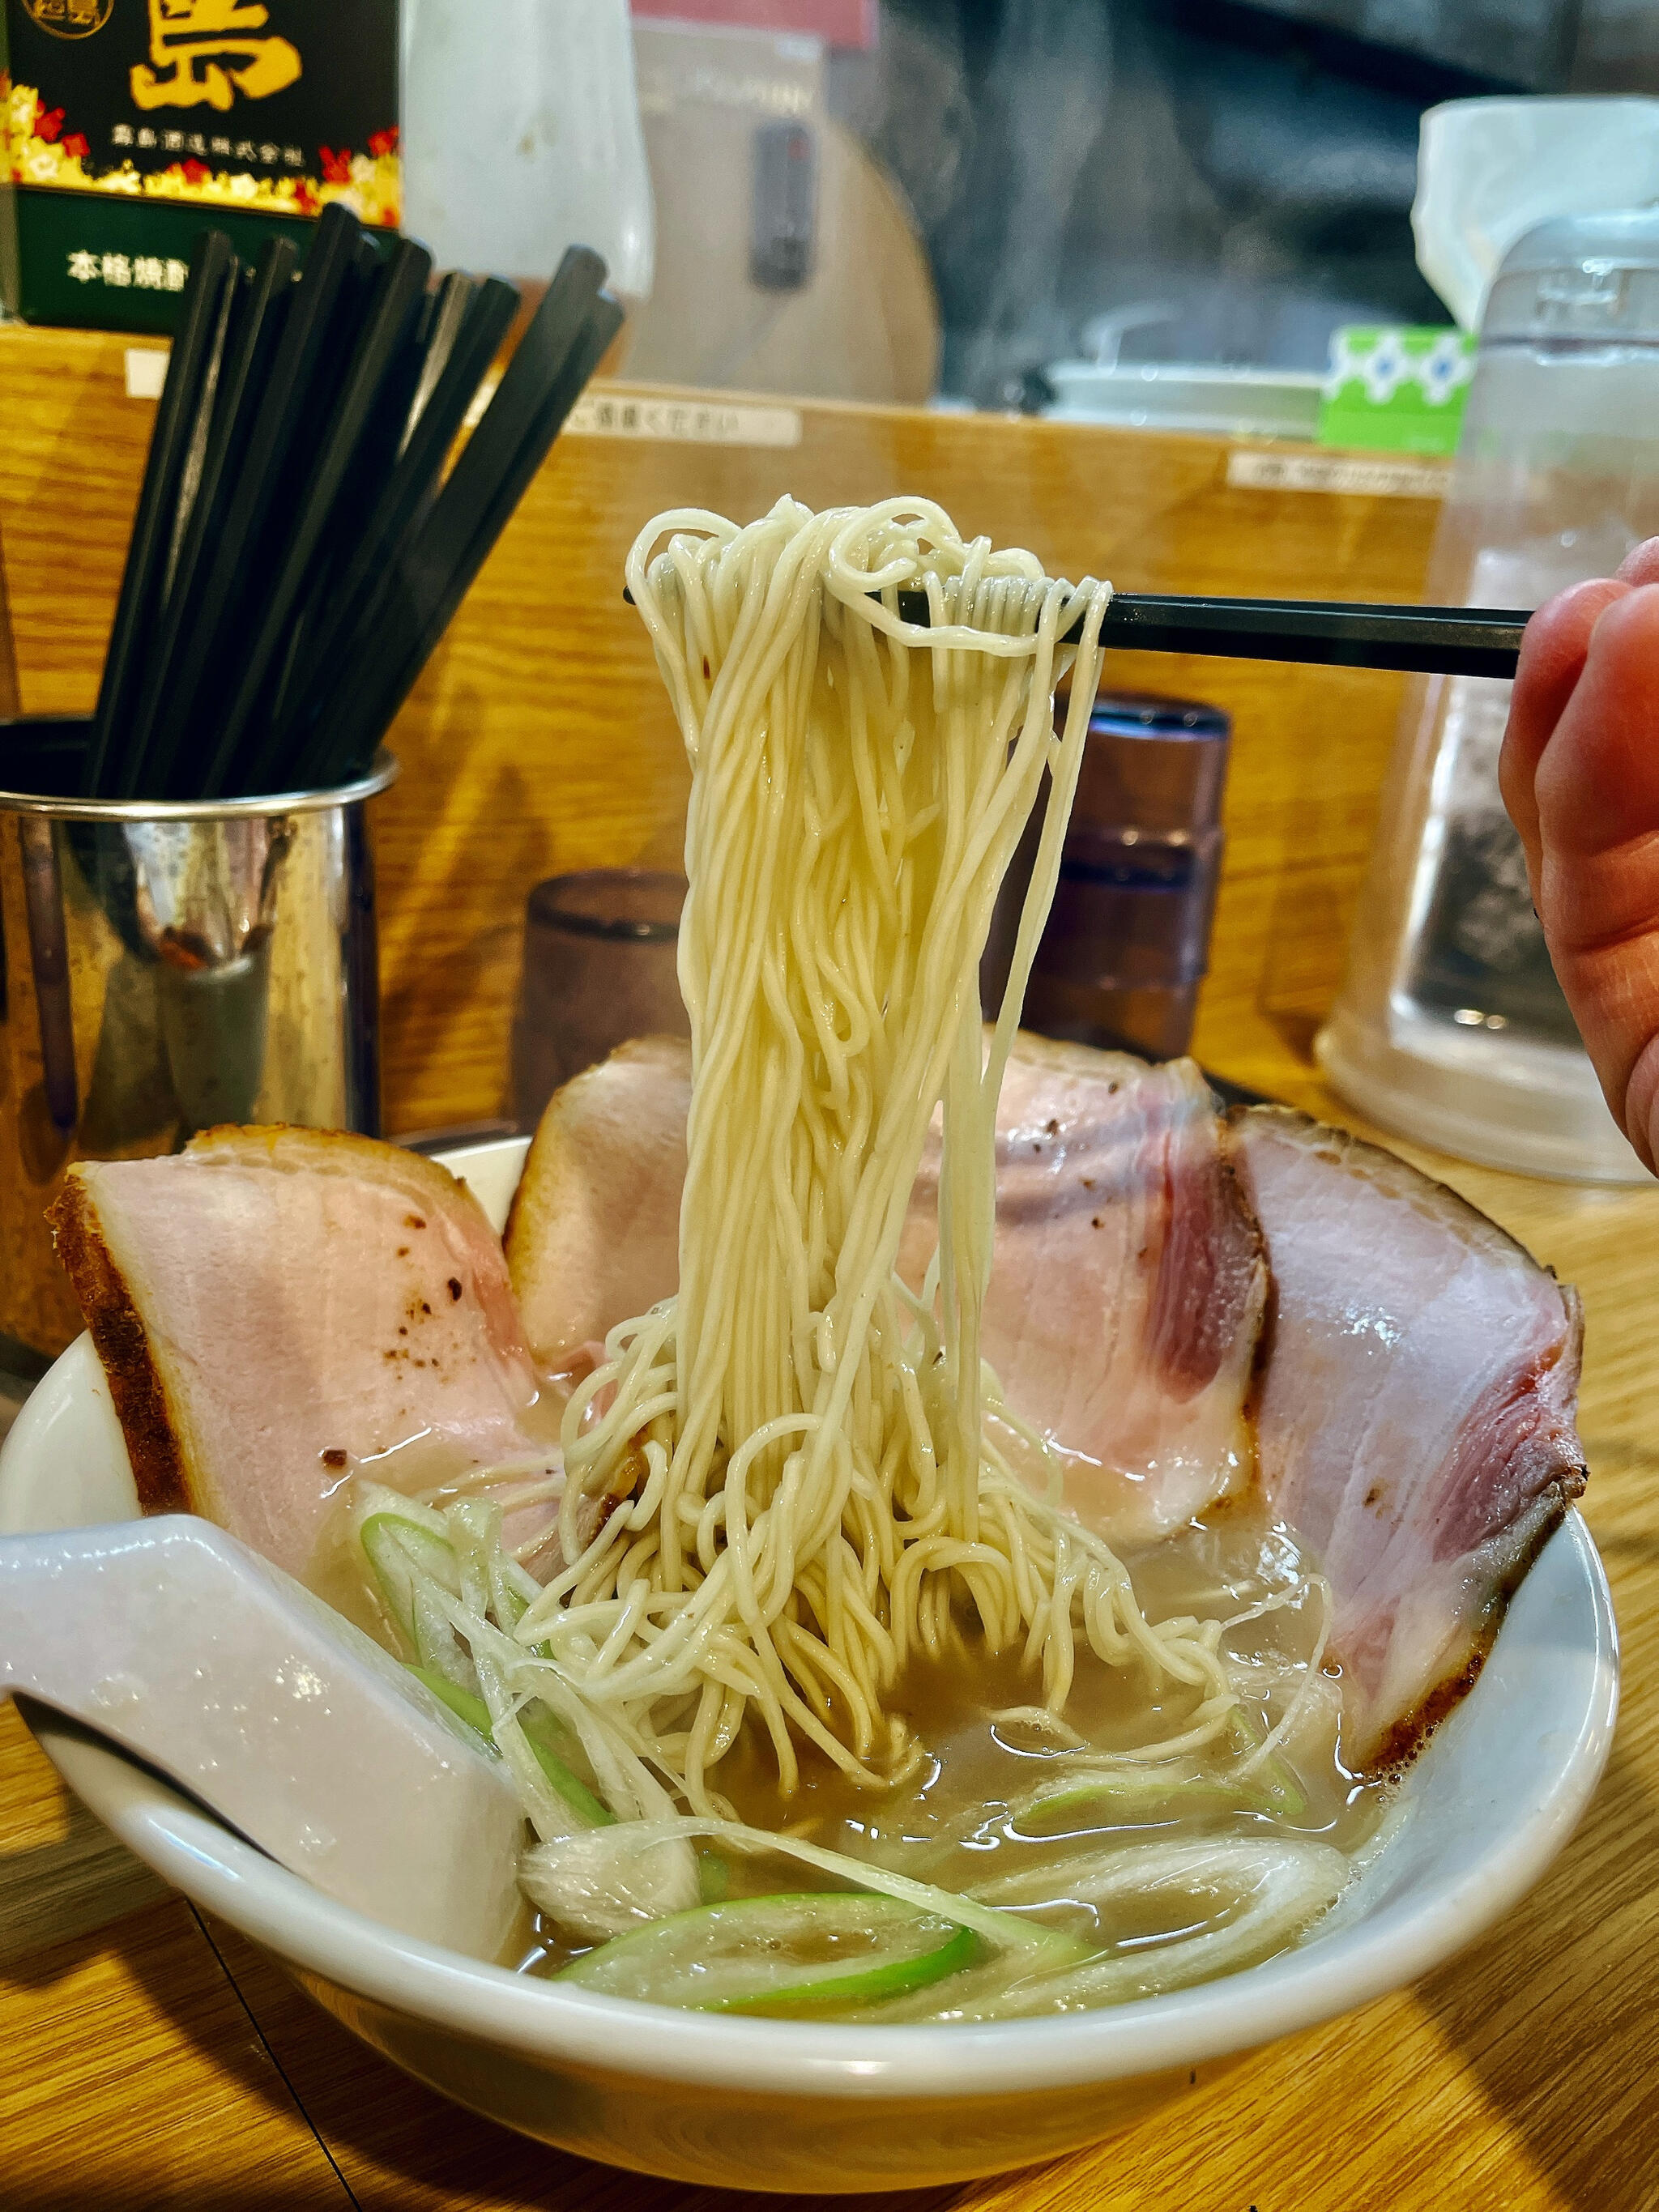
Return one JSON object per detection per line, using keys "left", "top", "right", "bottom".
{"left": 1529, "top": 583, "right": 1659, "bottom": 1171}
{"left": 1499, "top": 577, "right": 1630, "bottom": 888}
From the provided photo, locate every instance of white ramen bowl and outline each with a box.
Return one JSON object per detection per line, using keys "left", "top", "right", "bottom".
{"left": 0, "top": 1137, "right": 1619, "bottom": 2193}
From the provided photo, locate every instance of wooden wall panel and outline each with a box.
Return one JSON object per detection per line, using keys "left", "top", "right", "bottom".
{"left": 0, "top": 322, "right": 1443, "bottom": 1131}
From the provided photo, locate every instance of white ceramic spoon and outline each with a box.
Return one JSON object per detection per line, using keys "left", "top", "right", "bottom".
{"left": 0, "top": 1515, "right": 526, "bottom": 1960}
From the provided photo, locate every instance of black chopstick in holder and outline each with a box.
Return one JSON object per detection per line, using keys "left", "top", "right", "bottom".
{"left": 259, "top": 266, "right": 452, "bottom": 754}
{"left": 296, "top": 251, "right": 618, "bottom": 784}
{"left": 271, "top": 273, "right": 519, "bottom": 772}
{"left": 888, "top": 589, "right": 1533, "bottom": 680}
{"left": 400, "top": 268, "right": 475, "bottom": 453}
{"left": 204, "top": 233, "right": 435, "bottom": 797}
{"left": 116, "top": 233, "right": 300, "bottom": 800}
{"left": 91, "top": 221, "right": 621, "bottom": 803}
{"left": 162, "top": 257, "right": 240, "bottom": 607}
{"left": 143, "top": 202, "right": 365, "bottom": 799}
{"left": 84, "top": 230, "right": 237, "bottom": 798}
{"left": 346, "top": 284, "right": 621, "bottom": 773}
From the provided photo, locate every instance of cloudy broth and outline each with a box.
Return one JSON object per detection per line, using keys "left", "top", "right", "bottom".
{"left": 523, "top": 1501, "right": 1389, "bottom": 1997}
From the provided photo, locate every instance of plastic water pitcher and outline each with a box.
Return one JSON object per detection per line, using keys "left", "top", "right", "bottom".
{"left": 1320, "top": 210, "right": 1659, "bottom": 1183}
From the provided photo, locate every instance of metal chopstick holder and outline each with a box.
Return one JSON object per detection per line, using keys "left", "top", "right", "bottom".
{"left": 0, "top": 718, "right": 396, "bottom": 1358}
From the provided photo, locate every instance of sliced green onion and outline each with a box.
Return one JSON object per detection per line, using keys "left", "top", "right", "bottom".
{"left": 1015, "top": 1762, "right": 1279, "bottom": 1833}
{"left": 405, "top": 1664, "right": 614, "bottom": 1828}
{"left": 522, "top": 1711, "right": 616, "bottom": 1828}
{"left": 945, "top": 1837, "right": 1350, "bottom": 2019}
{"left": 559, "top": 1893, "right": 978, "bottom": 2014}
{"left": 522, "top": 1814, "right": 1086, "bottom": 1962}
{"left": 360, "top": 1510, "right": 460, "bottom": 1645}
{"left": 411, "top": 1578, "right": 478, "bottom": 1694}
{"left": 1226, "top": 1708, "right": 1308, "bottom": 1818}
{"left": 407, "top": 1662, "right": 493, "bottom": 1740}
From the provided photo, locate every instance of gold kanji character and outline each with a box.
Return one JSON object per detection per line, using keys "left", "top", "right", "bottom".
{"left": 130, "top": 0, "right": 302, "bottom": 113}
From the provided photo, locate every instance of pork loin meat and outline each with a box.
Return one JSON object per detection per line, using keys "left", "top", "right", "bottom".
{"left": 506, "top": 1036, "right": 690, "bottom": 1366}
{"left": 1227, "top": 1107, "right": 1588, "bottom": 1767}
{"left": 901, "top": 1038, "right": 1266, "bottom": 1544}
{"left": 52, "top": 1127, "right": 563, "bottom": 1581}
{"left": 507, "top": 1034, "right": 1268, "bottom": 1548}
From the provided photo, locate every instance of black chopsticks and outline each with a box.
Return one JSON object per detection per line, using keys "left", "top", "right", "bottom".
{"left": 895, "top": 590, "right": 1533, "bottom": 680}
{"left": 148, "top": 207, "right": 365, "bottom": 800}
{"left": 205, "top": 233, "right": 434, "bottom": 797}
{"left": 268, "top": 274, "right": 521, "bottom": 783}
{"left": 85, "top": 211, "right": 622, "bottom": 803}
{"left": 619, "top": 582, "right": 1532, "bottom": 681}
{"left": 85, "top": 230, "right": 236, "bottom": 801}
{"left": 114, "top": 233, "right": 301, "bottom": 800}
{"left": 294, "top": 249, "right": 624, "bottom": 787}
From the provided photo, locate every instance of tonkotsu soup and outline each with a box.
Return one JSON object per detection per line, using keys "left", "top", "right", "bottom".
{"left": 506, "top": 1505, "right": 1388, "bottom": 2020}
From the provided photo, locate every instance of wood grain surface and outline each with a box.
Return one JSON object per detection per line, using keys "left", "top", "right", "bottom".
{"left": 4, "top": 321, "right": 1656, "bottom": 2211}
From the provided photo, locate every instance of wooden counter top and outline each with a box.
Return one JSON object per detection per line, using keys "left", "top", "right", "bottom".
{"left": 3, "top": 1015, "right": 1655, "bottom": 2211}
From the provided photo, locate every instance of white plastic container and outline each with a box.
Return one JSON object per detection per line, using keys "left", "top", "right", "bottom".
{"left": 1043, "top": 361, "right": 1324, "bottom": 440}
{"left": 400, "top": 0, "right": 655, "bottom": 302}
{"left": 1320, "top": 211, "right": 1659, "bottom": 1183}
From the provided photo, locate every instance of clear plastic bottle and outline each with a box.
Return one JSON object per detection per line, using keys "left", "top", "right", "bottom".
{"left": 1320, "top": 209, "right": 1659, "bottom": 1182}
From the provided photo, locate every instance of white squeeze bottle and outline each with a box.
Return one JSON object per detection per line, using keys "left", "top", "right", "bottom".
{"left": 1320, "top": 208, "right": 1659, "bottom": 1183}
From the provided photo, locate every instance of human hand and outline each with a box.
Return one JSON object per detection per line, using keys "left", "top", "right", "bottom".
{"left": 1499, "top": 539, "right": 1659, "bottom": 1174}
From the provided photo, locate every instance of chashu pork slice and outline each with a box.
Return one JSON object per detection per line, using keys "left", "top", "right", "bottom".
{"left": 506, "top": 1036, "right": 690, "bottom": 1366}
{"left": 51, "top": 1127, "right": 565, "bottom": 1583}
{"left": 901, "top": 1038, "right": 1266, "bottom": 1545}
{"left": 1226, "top": 1106, "right": 1587, "bottom": 1768}
{"left": 506, "top": 1034, "right": 1268, "bottom": 1548}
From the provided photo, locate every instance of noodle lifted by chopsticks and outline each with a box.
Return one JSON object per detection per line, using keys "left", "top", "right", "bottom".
{"left": 515, "top": 497, "right": 1239, "bottom": 1805}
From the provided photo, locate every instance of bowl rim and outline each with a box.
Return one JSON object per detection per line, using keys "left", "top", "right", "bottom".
{"left": 27, "top": 1504, "right": 1617, "bottom": 2103}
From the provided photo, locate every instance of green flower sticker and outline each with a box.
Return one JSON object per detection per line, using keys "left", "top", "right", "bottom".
{"left": 1320, "top": 326, "right": 1476, "bottom": 456}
